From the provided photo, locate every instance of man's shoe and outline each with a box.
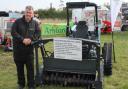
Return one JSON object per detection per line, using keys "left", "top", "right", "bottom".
{"left": 18, "top": 85, "right": 24, "bottom": 89}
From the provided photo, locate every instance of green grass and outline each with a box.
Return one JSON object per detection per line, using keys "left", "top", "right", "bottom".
{"left": 0, "top": 32, "right": 128, "bottom": 89}
{"left": 102, "top": 32, "right": 128, "bottom": 89}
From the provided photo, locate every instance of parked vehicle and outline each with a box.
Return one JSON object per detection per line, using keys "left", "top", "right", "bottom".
{"left": 32, "top": 2, "right": 113, "bottom": 89}
{"left": 0, "top": 11, "right": 22, "bottom": 51}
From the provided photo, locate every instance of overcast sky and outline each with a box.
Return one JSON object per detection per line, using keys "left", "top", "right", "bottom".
{"left": 0, "top": 0, "right": 127, "bottom": 11}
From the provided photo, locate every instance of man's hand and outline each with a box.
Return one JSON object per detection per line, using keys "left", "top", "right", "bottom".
{"left": 23, "top": 38, "right": 32, "bottom": 46}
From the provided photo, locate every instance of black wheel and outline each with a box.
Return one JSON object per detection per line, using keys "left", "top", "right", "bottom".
{"left": 102, "top": 43, "right": 112, "bottom": 76}
{"left": 95, "top": 81, "right": 103, "bottom": 89}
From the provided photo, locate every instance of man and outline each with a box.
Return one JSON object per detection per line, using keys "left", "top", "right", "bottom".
{"left": 33, "top": 11, "right": 41, "bottom": 24}
{"left": 11, "top": 6, "right": 41, "bottom": 89}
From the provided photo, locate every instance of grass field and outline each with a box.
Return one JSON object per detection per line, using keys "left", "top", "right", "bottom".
{"left": 0, "top": 31, "right": 128, "bottom": 89}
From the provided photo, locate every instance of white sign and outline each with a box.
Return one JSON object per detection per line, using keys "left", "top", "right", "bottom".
{"left": 54, "top": 38, "right": 82, "bottom": 61}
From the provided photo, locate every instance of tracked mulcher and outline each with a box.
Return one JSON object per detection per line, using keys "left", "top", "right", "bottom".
{"left": 33, "top": 2, "right": 113, "bottom": 89}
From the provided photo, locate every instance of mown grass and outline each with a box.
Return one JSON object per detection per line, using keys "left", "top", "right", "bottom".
{"left": 0, "top": 31, "right": 128, "bottom": 89}
{"left": 103, "top": 32, "right": 128, "bottom": 89}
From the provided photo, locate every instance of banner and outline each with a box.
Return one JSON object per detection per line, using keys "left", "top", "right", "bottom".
{"left": 41, "top": 22, "right": 74, "bottom": 37}
{"left": 41, "top": 23, "right": 66, "bottom": 37}
{"left": 110, "top": 0, "right": 122, "bottom": 30}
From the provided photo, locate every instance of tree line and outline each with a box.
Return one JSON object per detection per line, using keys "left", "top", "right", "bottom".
{"left": 36, "top": 8, "right": 71, "bottom": 19}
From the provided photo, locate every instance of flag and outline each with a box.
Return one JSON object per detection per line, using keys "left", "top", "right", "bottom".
{"left": 110, "top": 0, "right": 122, "bottom": 31}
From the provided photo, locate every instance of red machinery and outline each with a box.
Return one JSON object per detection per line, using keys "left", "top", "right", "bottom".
{"left": 101, "top": 20, "right": 112, "bottom": 33}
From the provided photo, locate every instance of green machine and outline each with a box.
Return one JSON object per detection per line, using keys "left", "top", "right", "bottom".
{"left": 33, "top": 2, "right": 112, "bottom": 89}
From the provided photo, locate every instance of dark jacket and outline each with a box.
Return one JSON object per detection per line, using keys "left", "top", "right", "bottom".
{"left": 11, "top": 16, "right": 41, "bottom": 58}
